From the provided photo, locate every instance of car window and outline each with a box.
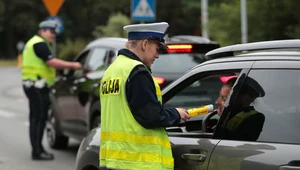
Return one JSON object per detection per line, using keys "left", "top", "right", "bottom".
{"left": 164, "top": 70, "right": 241, "bottom": 132}
{"left": 73, "top": 50, "right": 90, "bottom": 77}
{"left": 152, "top": 53, "right": 206, "bottom": 73}
{"left": 217, "top": 69, "right": 300, "bottom": 144}
{"left": 85, "top": 48, "right": 107, "bottom": 71}
{"left": 165, "top": 76, "right": 222, "bottom": 109}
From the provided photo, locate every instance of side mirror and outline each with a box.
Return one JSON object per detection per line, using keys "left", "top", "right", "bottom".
{"left": 85, "top": 70, "right": 105, "bottom": 80}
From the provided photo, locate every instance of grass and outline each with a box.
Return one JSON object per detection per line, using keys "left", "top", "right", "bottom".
{"left": 0, "top": 59, "right": 19, "bottom": 67}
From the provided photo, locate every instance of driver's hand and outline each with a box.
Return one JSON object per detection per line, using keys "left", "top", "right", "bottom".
{"left": 176, "top": 108, "right": 190, "bottom": 121}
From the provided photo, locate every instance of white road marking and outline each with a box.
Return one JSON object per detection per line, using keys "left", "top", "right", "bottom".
{"left": 0, "top": 109, "right": 16, "bottom": 118}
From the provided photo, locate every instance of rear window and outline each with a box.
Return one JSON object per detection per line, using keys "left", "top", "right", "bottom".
{"left": 152, "top": 53, "right": 206, "bottom": 73}
{"left": 153, "top": 43, "right": 220, "bottom": 73}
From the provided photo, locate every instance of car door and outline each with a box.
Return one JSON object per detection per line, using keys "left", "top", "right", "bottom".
{"left": 162, "top": 61, "right": 253, "bottom": 170}
{"left": 208, "top": 61, "right": 300, "bottom": 170}
{"left": 73, "top": 47, "right": 115, "bottom": 136}
{"left": 53, "top": 50, "right": 90, "bottom": 134}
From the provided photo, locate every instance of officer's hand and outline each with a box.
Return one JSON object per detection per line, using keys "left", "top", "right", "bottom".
{"left": 176, "top": 108, "right": 190, "bottom": 121}
{"left": 72, "top": 62, "right": 83, "bottom": 70}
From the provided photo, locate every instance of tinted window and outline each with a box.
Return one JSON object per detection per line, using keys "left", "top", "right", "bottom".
{"left": 152, "top": 53, "right": 207, "bottom": 73}
{"left": 221, "top": 70, "right": 300, "bottom": 144}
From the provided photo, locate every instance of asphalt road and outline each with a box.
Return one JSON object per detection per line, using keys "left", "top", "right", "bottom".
{"left": 0, "top": 67, "right": 80, "bottom": 170}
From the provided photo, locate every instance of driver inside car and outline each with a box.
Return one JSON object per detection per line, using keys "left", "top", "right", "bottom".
{"left": 216, "top": 76, "right": 237, "bottom": 116}
{"left": 214, "top": 74, "right": 266, "bottom": 141}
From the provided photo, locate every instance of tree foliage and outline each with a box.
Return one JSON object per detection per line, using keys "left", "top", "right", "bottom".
{"left": 0, "top": 0, "right": 300, "bottom": 58}
{"left": 209, "top": 0, "right": 300, "bottom": 46}
{"left": 92, "top": 12, "right": 130, "bottom": 38}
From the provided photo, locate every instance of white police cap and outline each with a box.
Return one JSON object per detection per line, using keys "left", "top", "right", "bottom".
{"left": 123, "top": 22, "right": 169, "bottom": 47}
{"left": 39, "top": 20, "right": 57, "bottom": 31}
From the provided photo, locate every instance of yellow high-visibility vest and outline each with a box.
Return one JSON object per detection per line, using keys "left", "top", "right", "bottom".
{"left": 99, "top": 54, "right": 173, "bottom": 170}
{"left": 22, "top": 35, "right": 55, "bottom": 86}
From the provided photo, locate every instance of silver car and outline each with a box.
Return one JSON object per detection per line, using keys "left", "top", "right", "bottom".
{"left": 76, "top": 39, "right": 300, "bottom": 170}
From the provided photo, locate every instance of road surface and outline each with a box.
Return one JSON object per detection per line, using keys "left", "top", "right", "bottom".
{"left": 0, "top": 67, "right": 80, "bottom": 170}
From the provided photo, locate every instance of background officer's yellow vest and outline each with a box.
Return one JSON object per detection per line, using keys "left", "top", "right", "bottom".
{"left": 99, "top": 55, "right": 173, "bottom": 170}
{"left": 22, "top": 35, "right": 56, "bottom": 86}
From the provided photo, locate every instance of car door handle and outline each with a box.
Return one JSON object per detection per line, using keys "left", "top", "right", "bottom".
{"left": 280, "top": 166, "right": 300, "bottom": 170}
{"left": 280, "top": 161, "right": 300, "bottom": 170}
{"left": 181, "top": 153, "right": 206, "bottom": 162}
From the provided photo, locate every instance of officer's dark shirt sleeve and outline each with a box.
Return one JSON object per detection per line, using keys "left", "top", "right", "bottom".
{"left": 126, "top": 65, "right": 181, "bottom": 129}
{"left": 33, "top": 41, "right": 54, "bottom": 61}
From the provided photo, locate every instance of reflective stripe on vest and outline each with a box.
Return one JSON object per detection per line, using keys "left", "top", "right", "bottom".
{"left": 22, "top": 35, "right": 56, "bottom": 86}
{"left": 224, "top": 110, "right": 257, "bottom": 132}
{"left": 101, "top": 131, "right": 171, "bottom": 149}
{"left": 99, "top": 55, "right": 173, "bottom": 170}
{"left": 100, "top": 148, "right": 173, "bottom": 167}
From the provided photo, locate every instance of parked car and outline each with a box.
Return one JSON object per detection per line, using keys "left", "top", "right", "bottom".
{"left": 75, "top": 39, "right": 300, "bottom": 170}
{"left": 46, "top": 36, "right": 220, "bottom": 149}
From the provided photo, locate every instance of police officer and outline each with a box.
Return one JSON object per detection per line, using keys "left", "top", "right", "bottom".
{"left": 22, "top": 20, "right": 82, "bottom": 160}
{"left": 99, "top": 22, "right": 190, "bottom": 170}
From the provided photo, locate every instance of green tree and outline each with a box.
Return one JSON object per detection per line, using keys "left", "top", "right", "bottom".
{"left": 209, "top": 0, "right": 241, "bottom": 46}
{"left": 92, "top": 12, "right": 130, "bottom": 38}
{"left": 247, "top": 0, "right": 300, "bottom": 41}
{"left": 0, "top": 0, "right": 47, "bottom": 58}
{"left": 209, "top": 0, "right": 300, "bottom": 46}
{"left": 57, "top": 38, "right": 88, "bottom": 60}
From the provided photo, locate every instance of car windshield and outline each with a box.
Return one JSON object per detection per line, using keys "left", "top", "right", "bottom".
{"left": 152, "top": 53, "right": 207, "bottom": 73}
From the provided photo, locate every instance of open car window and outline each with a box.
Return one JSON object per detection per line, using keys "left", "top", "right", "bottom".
{"left": 164, "top": 70, "right": 242, "bottom": 133}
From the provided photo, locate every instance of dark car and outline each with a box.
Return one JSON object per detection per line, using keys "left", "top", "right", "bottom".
{"left": 75, "top": 39, "right": 300, "bottom": 170}
{"left": 46, "top": 36, "right": 219, "bottom": 149}
{"left": 154, "top": 35, "right": 219, "bottom": 88}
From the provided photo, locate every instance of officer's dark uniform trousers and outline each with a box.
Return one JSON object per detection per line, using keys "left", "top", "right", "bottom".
{"left": 23, "top": 85, "right": 50, "bottom": 156}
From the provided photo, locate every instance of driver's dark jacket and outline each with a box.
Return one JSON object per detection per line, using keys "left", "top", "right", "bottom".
{"left": 213, "top": 106, "right": 265, "bottom": 141}
{"left": 118, "top": 49, "right": 181, "bottom": 129}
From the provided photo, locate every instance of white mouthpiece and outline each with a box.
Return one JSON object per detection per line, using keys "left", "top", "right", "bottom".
{"left": 206, "top": 104, "right": 214, "bottom": 112}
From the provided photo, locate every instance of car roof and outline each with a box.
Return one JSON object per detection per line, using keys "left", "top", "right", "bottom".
{"left": 201, "top": 53, "right": 300, "bottom": 66}
{"left": 196, "top": 39, "right": 300, "bottom": 66}
{"left": 206, "top": 39, "right": 300, "bottom": 59}
{"left": 84, "top": 37, "right": 127, "bottom": 50}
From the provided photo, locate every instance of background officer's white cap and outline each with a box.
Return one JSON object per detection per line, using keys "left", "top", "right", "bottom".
{"left": 123, "top": 22, "right": 169, "bottom": 48}
{"left": 39, "top": 20, "right": 57, "bottom": 32}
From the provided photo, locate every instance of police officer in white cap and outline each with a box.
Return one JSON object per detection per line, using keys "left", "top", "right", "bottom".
{"left": 21, "top": 20, "right": 83, "bottom": 160}
{"left": 99, "top": 22, "right": 190, "bottom": 170}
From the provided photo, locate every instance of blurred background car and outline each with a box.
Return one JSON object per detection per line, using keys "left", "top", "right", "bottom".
{"left": 46, "top": 35, "right": 220, "bottom": 149}
{"left": 154, "top": 35, "right": 219, "bottom": 88}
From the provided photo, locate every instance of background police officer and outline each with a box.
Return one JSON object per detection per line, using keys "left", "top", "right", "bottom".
{"left": 99, "top": 22, "right": 190, "bottom": 170}
{"left": 22, "top": 20, "right": 82, "bottom": 160}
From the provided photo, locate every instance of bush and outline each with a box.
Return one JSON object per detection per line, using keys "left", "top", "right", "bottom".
{"left": 57, "top": 38, "right": 88, "bottom": 61}
{"left": 92, "top": 12, "right": 130, "bottom": 38}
